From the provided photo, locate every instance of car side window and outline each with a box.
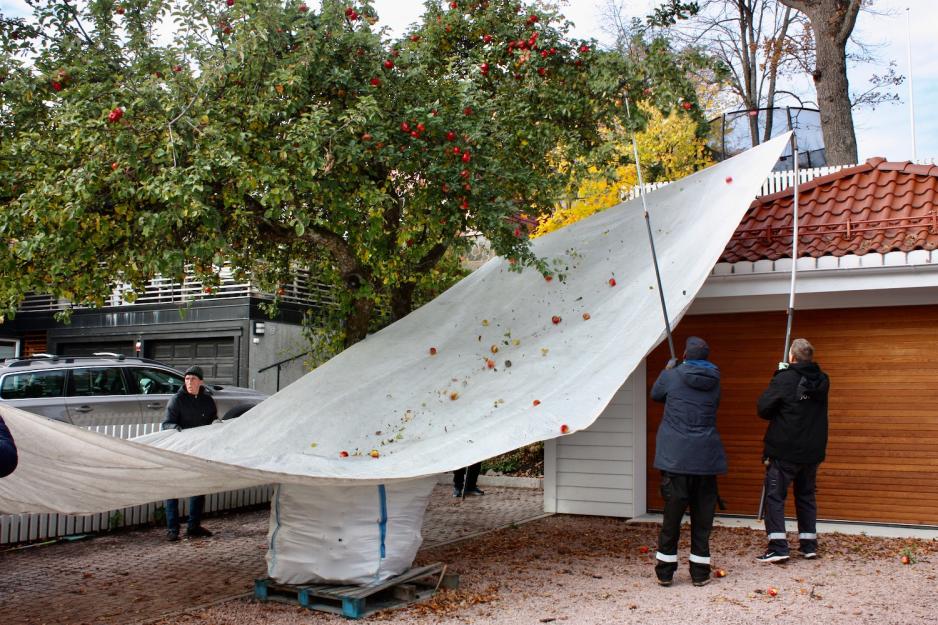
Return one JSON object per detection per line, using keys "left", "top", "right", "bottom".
{"left": 0, "top": 370, "right": 67, "bottom": 399}
{"left": 127, "top": 368, "right": 183, "bottom": 395}
{"left": 67, "top": 367, "right": 129, "bottom": 397}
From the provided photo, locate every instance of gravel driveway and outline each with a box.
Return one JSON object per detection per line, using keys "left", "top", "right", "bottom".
{"left": 149, "top": 515, "right": 938, "bottom": 625}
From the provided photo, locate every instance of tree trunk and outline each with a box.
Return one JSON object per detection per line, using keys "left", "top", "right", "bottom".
{"left": 779, "top": 0, "right": 861, "bottom": 166}
{"left": 390, "top": 282, "right": 417, "bottom": 322}
{"left": 344, "top": 296, "right": 374, "bottom": 347}
{"left": 811, "top": 29, "right": 857, "bottom": 165}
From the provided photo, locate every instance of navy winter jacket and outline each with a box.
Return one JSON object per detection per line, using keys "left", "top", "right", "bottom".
{"left": 0, "top": 415, "right": 18, "bottom": 478}
{"left": 757, "top": 362, "right": 829, "bottom": 464}
{"left": 651, "top": 360, "right": 728, "bottom": 475}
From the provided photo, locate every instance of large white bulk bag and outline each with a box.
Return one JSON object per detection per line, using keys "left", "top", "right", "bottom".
{"left": 265, "top": 476, "right": 437, "bottom": 585}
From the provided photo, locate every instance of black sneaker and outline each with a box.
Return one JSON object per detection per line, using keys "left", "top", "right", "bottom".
{"left": 692, "top": 577, "right": 711, "bottom": 587}
{"left": 756, "top": 550, "right": 789, "bottom": 563}
{"left": 464, "top": 486, "right": 484, "bottom": 496}
{"left": 453, "top": 487, "right": 463, "bottom": 497}
{"left": 656, "top": 577, "right": 673, "bottom": 587}
{"left": 186, "top": 526, "right": 213, "bottom": 539}
{"left": 166, "top": 529, "right": 180, "bottom": 542}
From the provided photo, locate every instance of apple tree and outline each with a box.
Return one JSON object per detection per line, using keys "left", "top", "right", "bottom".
{"left": 0, "top": 0, "right": 705, "bottom": 347}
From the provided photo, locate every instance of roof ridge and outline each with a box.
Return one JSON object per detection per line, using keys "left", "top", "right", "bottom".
{"left": 750, "top": 158, "right": 938, "bottom": 210}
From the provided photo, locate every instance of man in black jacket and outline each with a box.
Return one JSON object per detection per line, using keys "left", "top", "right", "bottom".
{"left": 0, "top": 415, "right": 17, "bottom": 478}
{"left": 756, "top": 338, "right": 829, "bottom": 563}
{"left": 161, "top": 365, "right": 217, "bottom": 541}
{"left": 651, "top": 336, "right": 727, "bottom": 587}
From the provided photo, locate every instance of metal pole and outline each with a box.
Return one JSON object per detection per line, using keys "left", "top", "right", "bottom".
{"left": 906, "top": 7, "right": 917, "bottom": 162}
{"left": 782, "top": 109, "right": 799, "bottom": 362}
{"left": 624, "top": 98, "right": 676, "bottom": 361}
{"left": 759, "top": 111, "right": 801, "bottom": 522}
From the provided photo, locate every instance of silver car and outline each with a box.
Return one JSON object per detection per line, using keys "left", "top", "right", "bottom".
{"left": 0, "top": 354, "right": 267, "bottom": 427}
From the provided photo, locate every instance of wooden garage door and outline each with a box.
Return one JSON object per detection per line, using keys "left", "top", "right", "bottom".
{"left": 646, "top": 305, "right": 938, "bottom": 526}
{"left": 145, "top": 338, "right": 235, "bottom": 385}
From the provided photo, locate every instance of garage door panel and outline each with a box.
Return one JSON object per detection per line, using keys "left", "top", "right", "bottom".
{"left": 646, "top": 304, "right": 938, "bottom": 526}
{"left": 145, "top": 338, "right": 235, "bottom": 385}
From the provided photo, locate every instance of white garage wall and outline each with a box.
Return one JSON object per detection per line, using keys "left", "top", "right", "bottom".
{"left": 544, "top": 362, "right": 647, "bottom": 518}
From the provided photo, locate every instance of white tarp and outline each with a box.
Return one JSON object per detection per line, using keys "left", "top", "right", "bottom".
{"left": 0, "top": 133, "right": 790, "bottom": 515}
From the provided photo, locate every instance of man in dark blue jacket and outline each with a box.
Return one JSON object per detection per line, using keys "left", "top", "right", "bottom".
{"left": 756, "top": 338, "right": 829, "bottom": 563}
{"left": 161, "top": 365, "right": 217, "bottom": 541}
{"left": 651, "top": 336, "right": 727, "bottom": 587}
{"left": 0, "top": 415, "right": 17, "bottom": 478}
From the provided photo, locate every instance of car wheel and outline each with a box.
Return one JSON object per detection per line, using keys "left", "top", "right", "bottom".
{"left": 222, "top": 404, "right": 255, "bottom": 420}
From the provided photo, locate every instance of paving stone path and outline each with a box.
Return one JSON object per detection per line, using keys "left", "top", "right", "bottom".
{"left": 0, "top": 485, "right": 544, "bottom": 625}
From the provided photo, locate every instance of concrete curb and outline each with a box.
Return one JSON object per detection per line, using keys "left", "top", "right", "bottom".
{"left": 435, "top": 473, "right": 542, "bottom": 489}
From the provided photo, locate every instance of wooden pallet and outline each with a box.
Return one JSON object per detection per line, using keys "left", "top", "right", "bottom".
{"left": 254, "top": 562, "right": 458, "bottom": 619}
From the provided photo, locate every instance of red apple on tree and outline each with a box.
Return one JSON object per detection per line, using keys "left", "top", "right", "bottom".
{"left": 384, "top": 59, "right": 394, "bottom": 70}
{"left": 298, "top": 3, "right": 308, "bottom": 12}
{"left": 681, "top": 101, "right": 693, "bottom": 110}
{"left": 369, "top": 77, "right": 380, "bottom": 86}
{"left": 482, "top": 34, "right": 493, "bottom": 44}
{"left": 107, "top": 107, "right": 124, "bottom": 123}
{"left": 446, "top": 131, "right": 456, "bottom": 141}
{"left": 480, "top": 63, "right": 489, "bottom": 75}
{"left": 226, "top": 0, "right": 234, "bottom": 6}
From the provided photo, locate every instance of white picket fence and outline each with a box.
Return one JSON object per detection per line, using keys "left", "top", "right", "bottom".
{"left": 0, "top": 421, "right": 273, "bottom": 546}
{"left": 623, "top": 163, "right": 849, "bottom": 202}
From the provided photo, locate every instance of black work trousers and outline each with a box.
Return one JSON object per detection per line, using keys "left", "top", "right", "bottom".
{"left": 655, "top": 472, "right": 718, "bottom": 583}
{"left": 453, "top": 462, "right": 481, "bottom": 491}
{"left": 763, "top": 459, "right": 819, "bottom": 555}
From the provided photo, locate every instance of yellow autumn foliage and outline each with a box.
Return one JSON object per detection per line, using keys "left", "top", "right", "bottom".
{"left": 534, "top": 103, "right": 713, "bottom": 237}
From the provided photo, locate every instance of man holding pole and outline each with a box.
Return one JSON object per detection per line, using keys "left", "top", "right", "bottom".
{"left": 756, "top": 338, "right": 829, "bottom": 562}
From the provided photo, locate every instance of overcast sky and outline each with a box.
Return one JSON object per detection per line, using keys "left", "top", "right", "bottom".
{"left": 2, "top": 0, "right": 935, "bottom": 162}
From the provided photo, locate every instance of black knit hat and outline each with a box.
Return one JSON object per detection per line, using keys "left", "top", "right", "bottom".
{"left": 184, "top": 365, "right": 204, "bottom": 380}
{"left": 684, "top": 336, "right": 710, "bottom": 360}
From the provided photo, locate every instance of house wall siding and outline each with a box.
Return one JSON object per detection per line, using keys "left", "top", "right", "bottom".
{"left": 544, "top": 362, "right": 646, "bottom": 518}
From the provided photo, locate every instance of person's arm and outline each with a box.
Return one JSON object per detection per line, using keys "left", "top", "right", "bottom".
{"left": 756, "top": 374, "right": 785, "bottom": 420}
{"left": 0, "top": 416, "right": 19, "bottom": 478}
{"left": 161, "top": 395, "right": 182, "bottom": 431}
{"left": 650, "top": 368, "right": 672, "bottom": 403}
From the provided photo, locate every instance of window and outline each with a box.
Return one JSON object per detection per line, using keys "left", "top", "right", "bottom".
{"left": 0, "top": 339, "right": 17, "bottom": 361}
{"left": 0, "top": 369, "right": 67, "bottom": 399}
{"left": 126, "top": 367, "right": 183, "bottom": 395}
{"left": 67, "top": 367, "right": 128, "bottom": 397}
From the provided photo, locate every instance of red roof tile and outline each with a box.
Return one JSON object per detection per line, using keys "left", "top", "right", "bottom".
{"left": 721, "top": 158, "right": 938, "bottom": 262}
